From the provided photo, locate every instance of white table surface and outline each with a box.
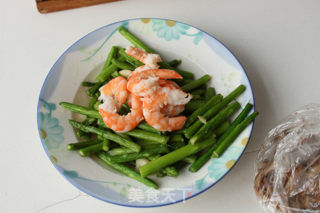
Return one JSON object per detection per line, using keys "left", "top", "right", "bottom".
{"left": 1, "top": 0, "right": 320, "bottom": 212}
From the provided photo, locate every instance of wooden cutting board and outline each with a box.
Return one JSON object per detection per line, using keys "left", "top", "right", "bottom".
{"left": 36, "top": 0, "right": 120, "bottom": 13}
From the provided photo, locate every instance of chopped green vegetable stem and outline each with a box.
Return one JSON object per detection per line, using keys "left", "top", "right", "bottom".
{"left": 87, "top": 81, "right": 103, "bottom": 97}
{"left": 205, "top": 87, "right": 216, "bottom": 101}
{"left": 69, "top": 120, "right": 141, "bottom": 152}
{"left": 97, "top": 152, "right": 158, "bottom": 189}
{"left": 125, "top": 129, "right": 169, "bottom": 144}
{"left": 185, "top": 94, "right": 223, "bottom": 127}
{"left": 167, "top": 59, "right": 182, "bottom": 67}
{"left": 109, "top": 145, "right": 168, "bottom": 163}
{"left": 67, "top": 139, "right": 101, "bottom": 150}
{"left": 212, "top": 111, "right": 258, "bottom": 158}
{"left": 111, "top": 58, "right": 135, "bottom": 71}
{"left": 137, "top": 122, "right": 161, "bottom": 134}
{"left": 59, "top": 102, "right": 101, "bottom": 118}
{"left": 118, "top": 48, "right": 144, "bottom": 67}
{"left": 190, "top": 101, "right": 241, "bottom": 144}
{"left": 181, "top": 75, "right": 211, "bottom": 92}
{"left": 139, "top": 136, "right": 215, "bottom": 177}
{"left": 184, "top": 85, "right": 246, "bottom": 139}
{"left": 79, "top": 143, "right": 102, "bottom": 157}
{"left": 82, "top": 81, "right": 96, "bottom": 87}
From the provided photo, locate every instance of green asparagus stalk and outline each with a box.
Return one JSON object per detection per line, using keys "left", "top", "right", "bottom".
{"left": 118, "top": 48, "right": 144, "bottom": 67}
{"left": 69, "top": 120, "right": 141, "bottom": 152}
{"left": 118, "top": 26, "right": 154, "bottom": 53}
{"left": 93, "top": 101, "right": 101, "bottom": 111}
{"left": 168, "top": 140, "right": 185, "bottom": 150}
{"left": 170, "top": 134, "right": 184, "bottom": 143}
{"left": 96, "top": 46, "right": 118, "bottom": 82}
{"left": 82, "top": 117, "right": 97, "bottom": 126}
{"left": 148, "top": 155, "right": 179, "bottom": 178}
{"left": 185, "top": 94, "right": 223, "bottom": 127}
{"left": 86, "top": 81, "right": 103, "bottom": 97}
{"left": 82, "top": 81, "right": 96, "bottom": 87}
{"left": 205, "top": 87, "right": 216, "bottom": 101}
{"left": 137, "top": 122, "right": 161, "bottom": 134}
{"left": 158, "top": 62, "right": 194, "bottom": 79}
{"left": 139, "top": 136, "right": 215, "bottom": 177}
{"left": 214, "top": 121, "right": 230, "bottom": 137}
{"left": 108, "top": 147, "right": 135, "bottom": 156}
{"left": 190, "top": 102, "right": 241, "bottom": 144}
{"left": 167, "top": 59, "right": 182, "bottom": 68}
{"left": 212, "top": 111, "right": 258, "bottom": 158}
{"left": 67, "top": 139, "right": 101, "bottom": 150}
{"left": 191, "top": 94, "right": 203, "bottom": 100}
{"left": 173, "top": 79, "right": 193, "bottom": 86}
{"left": 183, "top": 155, "right": 197, "bottom": 164}
{"left": 111, "top": 58, "right": 135, "bottom": 71}
{"left": 181, "top": 75, "right": 211, "bottom": 92}
{"left": 76, "top": 118, "right": 97, "bottom": 139}
{"left": 136, "top": 140, "right": 159, "bottom": 147}
{"left": 184, "top": 85, "right": 246, "bottom": 139}
{"left": 79, "top": 143, "right": 102, "bottom": 157}
{"left": 97, "top": 152, "right": 158, "bottom": 189}
{"left": 190, "top": 89, "right": 206, "bottom": 96}
{"left": 88, "top": 96, "right": 98, "bottom": 110}
{"left": 59, "top": 102, "right": 101, "bottom": 119}
{"left": 161, "top": 166, "right": 179, "bottom": 177}
{"left": 185, "top": 100, "right": 206, "bottom": 113}
{"left": 102, "top": 139, "right": 110, "bottom": 152}
{"left": 125, "top": 129, "right": 169, "bottom": 144}
{"left": 96, "top": 64, "right": 118, "bottom": 83}
{"left": 111, "top": 71, "right": 120, "bottom": 78}
{"left": 189, "top": 103, "right": 254, "bottom": 172}
{"left": 109, "top": 145, "right": 168, "bottom": 163}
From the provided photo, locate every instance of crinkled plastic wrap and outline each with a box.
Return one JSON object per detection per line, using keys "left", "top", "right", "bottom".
{"left": 254, "top": 104, "right": 320, "bottom": 213}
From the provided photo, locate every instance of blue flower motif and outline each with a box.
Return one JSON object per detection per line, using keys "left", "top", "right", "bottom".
{"left": 152, "top": 19, "right": 189, "bottom": 41}
{"left": 195, "top": 176, "right": 207, "bottom": 190}
{"left": 192, "top": 32, "right": 203, "bottom": 45}
{"left": 39, "top": 111, "right": 64, "bottom": 150}
{"left": 207, "top": 146, "right": 242, "bottom": 181}
{"left": 121, "top": 20, "right": 129, "bottom": 29}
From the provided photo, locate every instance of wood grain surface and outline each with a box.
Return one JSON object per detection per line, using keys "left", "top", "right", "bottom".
{"left": 36, "top": 0, "right": 120, "bottom": 13}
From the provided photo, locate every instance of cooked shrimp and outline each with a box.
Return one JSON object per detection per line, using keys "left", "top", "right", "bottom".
{"left": 130, "top": 69, "right": 182, "bottom": 80}
{"left": 134, "top": 65, "right": 156, "bottom": 72}
{"left": 99, "top": 94, "right": 144, "bottom": 132}
{"left": 143, "top": 93, "right": 187, "bottom": 131}
{"left": 158, "top": 80, "right": 186, "bottom": 116}
{"left": 127, "top": 69, "right": 182, "bottom": 97}
{"left": 127, "top": 76, "right": 160, "bottom": 96}
{"left": 142, "top": 81, "right": 191, "bottom": 131}
{"left": 161, "top": 104, "right": 185, "bottom": 116}
{"left": 125, "top": 46, "right": 162, "bottom": 66}
{"left": 99, "top": 77, "right": 128, "bottom": 109}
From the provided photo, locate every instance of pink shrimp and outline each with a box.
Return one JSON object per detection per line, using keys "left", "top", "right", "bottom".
{"left": 134, "top": 65, "right": 155, "bottom": 72}
{"left": 161, "top": 105, "right": 185, "bottom": 116}
{"left": 143, "top": 93, "right": 187, "bottom": 132}
{"left": 99, "top": 77, "right": 128, "bottom": 109}
{"left": 127, "top": 69, "right": 182, "bottom": 97}
{"left": 99, "top": 94, "right": 144, "bottom": 132}
{"left": 142, "top": 81, "right": 192, "bottom": 131}
{"left": 158, "top": 80, "right": 186, "bottom": 116}
{"left": 98, "top": 77, "right": 144, "bottom": 132}
{"left": 130, "top": 69, "right": 182, "bottom": 80}
{"left": 125, "top": 46, "right": 162, "bottom": 66}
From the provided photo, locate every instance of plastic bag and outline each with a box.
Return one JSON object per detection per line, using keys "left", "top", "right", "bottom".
{"left": 254, "top": 104, "right": 320, "bottom": 213}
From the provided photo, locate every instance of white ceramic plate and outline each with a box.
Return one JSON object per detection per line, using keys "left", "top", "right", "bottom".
{"left": 37, "top": 18, "right": 255, "bottom": 207}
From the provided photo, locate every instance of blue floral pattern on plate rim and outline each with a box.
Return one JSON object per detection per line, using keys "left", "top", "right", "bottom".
{"left": 37, "top": 18, "right": 255, "bottom": 208}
